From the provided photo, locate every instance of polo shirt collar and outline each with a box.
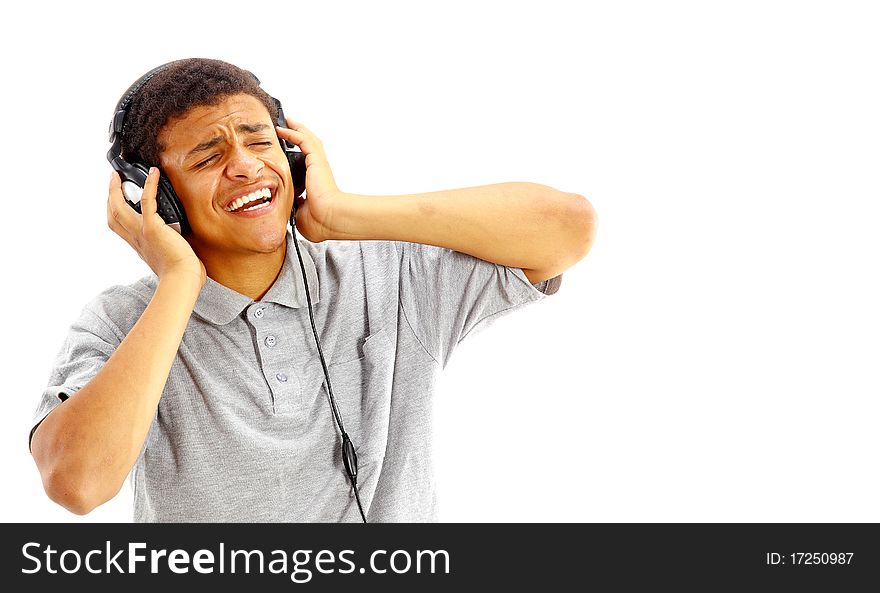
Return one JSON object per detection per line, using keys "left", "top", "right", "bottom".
{"left": 192, "top": 231, "right": 320, "bottom": 325}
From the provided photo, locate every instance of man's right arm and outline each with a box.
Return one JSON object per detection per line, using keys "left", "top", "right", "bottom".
{"left": 31, "top": 167, "right": 207, "bottom": 515}
{"left": 30, "top": 272, "right": 201, "bottom": 514}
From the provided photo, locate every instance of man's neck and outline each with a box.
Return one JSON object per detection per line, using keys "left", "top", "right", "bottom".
{"left": 198, "top": 241, "right": 287, "bottom": 301}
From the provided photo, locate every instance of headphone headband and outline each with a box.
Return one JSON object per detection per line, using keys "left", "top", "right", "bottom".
{"left": 108, "top": 61, "right": 178, "bottom": 144}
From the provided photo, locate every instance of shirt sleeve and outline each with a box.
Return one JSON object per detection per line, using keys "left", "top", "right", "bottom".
{"left": 29, "top": 304, "right": 123, "bottom": 453}
{"left": 395, "top": 241, "right": 562, "bottom": 368}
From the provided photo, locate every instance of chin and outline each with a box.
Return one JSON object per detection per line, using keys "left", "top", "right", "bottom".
{"left": 249, "top": 223, "right": 290, "bottom": 253}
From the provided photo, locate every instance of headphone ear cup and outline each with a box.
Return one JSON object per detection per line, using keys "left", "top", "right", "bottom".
{"left": 290, "top": 150, "right": 306, "bottom": 199}
{"left": 156, "top": 174, "right": 191, "bottom": 235}
{"left": 119, "top": 161, "right": 190, "bottom": 235}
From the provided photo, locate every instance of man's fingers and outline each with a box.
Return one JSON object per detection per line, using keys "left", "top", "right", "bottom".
{"left": 284, "top": 116, "right": 304, "bottom": 131}
{"left": 275, "top": 124, "right": 301, "bottom": 143}
{"left": 277, "top": 120, "right": 326, "bottom": 164}
{"left": 277, "top": 119, "right": 298, "bottom": 134}
{"left": 282, "top": 118, "right": 320, "bottom": 144}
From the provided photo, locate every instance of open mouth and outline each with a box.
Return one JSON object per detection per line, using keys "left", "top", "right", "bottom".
{"left": 224, "top": 187, "right": 275, "bottom": 215}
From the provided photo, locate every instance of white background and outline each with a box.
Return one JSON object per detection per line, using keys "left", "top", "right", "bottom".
{"left": 1, "top": 0, "right": 877, "bottom": 522}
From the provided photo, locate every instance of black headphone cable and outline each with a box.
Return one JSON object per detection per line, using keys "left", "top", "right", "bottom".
{"left": 289, "top": 210, "right": 368, "bottom": 523}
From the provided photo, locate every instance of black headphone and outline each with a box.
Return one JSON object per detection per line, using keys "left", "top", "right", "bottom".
{"left": 106, "top": 61, "right": 368, "bottom": 523}
{"left": 106, "top": 61, "right": 307, "bottom": 235}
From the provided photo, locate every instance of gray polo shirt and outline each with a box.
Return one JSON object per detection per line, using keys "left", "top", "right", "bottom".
{"left": 30, "top": 232, "right": 561, "bottom": 522}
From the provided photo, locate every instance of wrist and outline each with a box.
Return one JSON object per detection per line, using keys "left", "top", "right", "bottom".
{"left": 320, "top": 191, "right": 358, "bottom": 241}
{"left": 322, "top": 191, "right": 398, "bottom": 242}
{"left": 159, "top": 268, "right": 206, "bottom": 293}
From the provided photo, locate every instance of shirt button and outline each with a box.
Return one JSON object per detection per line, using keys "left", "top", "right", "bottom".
{"left": 265, "top": 335, "right": 277, "bottom": 347}
{"left": 276, "top": 372, "right": 288, "bottom": 383}
{"left": 254, "top": 308, "right": 265, "bottom": 319}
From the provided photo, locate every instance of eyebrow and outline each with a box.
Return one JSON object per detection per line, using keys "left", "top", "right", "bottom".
{"left": 186, "top": 123, "right": 272, "bottom": 160}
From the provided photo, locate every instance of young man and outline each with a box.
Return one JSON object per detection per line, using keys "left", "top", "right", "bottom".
{"left": 29, "top": 59, "right": 596, "bottom": 522}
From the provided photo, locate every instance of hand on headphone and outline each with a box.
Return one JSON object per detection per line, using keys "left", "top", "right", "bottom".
{"left": 276, "top": 118, "right": 344, "bottom": 243}
{"left": 108, "top": 168, "right": 207, "bottom": 287}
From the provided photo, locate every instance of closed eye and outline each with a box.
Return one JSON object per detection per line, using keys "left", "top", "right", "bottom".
{"left": 195, "top": 155, "right": 218, "bottom": 168}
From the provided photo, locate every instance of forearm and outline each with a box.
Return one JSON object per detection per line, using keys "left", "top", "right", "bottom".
{"left": 32, "top": 272, "right": 202, "bottom": 514}
{"left": 325, "top": 182, "right": 595, "bottom": 274}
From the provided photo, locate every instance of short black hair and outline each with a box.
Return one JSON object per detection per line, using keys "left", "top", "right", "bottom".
{"left": 121, "top": 58, "right": 279, "bottom": 167}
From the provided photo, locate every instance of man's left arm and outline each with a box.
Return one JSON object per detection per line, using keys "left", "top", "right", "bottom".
{"left": 276, "top": 121, "right": 597, "bottom": 282}
{"left": 326, "top": 182, "right": 596, "bottom": 284}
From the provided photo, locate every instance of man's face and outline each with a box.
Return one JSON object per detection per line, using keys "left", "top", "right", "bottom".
{"left": 157, "top": 93, "right": 293, "bottom": 259}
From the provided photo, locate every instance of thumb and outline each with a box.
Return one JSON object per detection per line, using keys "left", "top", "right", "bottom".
{"left": 140, "top": 167, "right": 162, "bottom": 227}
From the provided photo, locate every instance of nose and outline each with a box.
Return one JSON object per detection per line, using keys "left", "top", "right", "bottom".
{"left": 225, "top": 141, "right": 264, "bottom": 181}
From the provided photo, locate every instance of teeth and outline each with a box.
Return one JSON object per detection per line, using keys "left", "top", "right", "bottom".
{"left": 242, "top": 200, "right": 272, "bottom": 212}
{"left": 225, "top": 187, "right": 272, "bottom": 211}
